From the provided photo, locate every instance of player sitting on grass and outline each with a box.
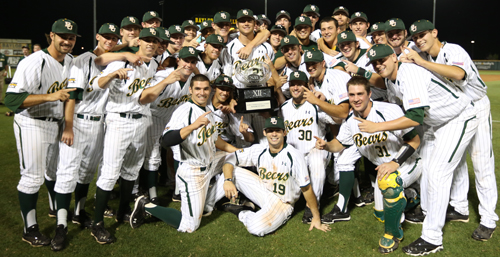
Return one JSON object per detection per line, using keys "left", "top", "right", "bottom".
{"left": 315, "top": 76, "right": 422, "bottom": 254}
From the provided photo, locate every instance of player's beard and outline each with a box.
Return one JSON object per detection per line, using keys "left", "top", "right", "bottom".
{"left": 57, "top": 42, "right": 74, "bottom": 54}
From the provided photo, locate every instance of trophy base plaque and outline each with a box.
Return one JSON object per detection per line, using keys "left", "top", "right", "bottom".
{"left": 235, "top": 87, "right": 276, "bottom": 113}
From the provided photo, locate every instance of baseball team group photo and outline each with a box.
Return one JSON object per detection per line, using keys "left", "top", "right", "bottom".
{"left": 0, "top": 1, "right": 499, "bottom": 256}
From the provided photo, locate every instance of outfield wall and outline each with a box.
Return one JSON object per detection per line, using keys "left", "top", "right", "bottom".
{"left": 474, "top": 60, "right": 500, "bottom": 70}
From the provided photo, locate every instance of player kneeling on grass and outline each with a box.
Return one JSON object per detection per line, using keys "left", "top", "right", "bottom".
{"left": 314, "top": 77, "right": 422, "bottom": 253}
{"left": 219, "top": 117, "right": 331, "bottom": 236}
{"left": 129, "top": 75, "right": 240, "bottom": 232}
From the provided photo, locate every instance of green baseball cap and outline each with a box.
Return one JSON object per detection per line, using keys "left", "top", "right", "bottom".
{"left": 98, "top": 23, "right": 120, "bottom": 37}
{"left": 288, "top": 70, "right": 308, "bottom": 83}
{"left": 264, "top": 117, "right": 285, "bottom": 130}
{"left": 257, "top": 14, "right": 271, "bottom": 26}
{"left": 214, "top": 11, "right": 231, "bottom": 24}
{"left": 368, "top": 22, "right": 386, "bottom": 35}
{"left": 409, "top": 20, "right": 435, "bottom": 36}
{"left": 303, "top": 4, "right": 320, "bottom": 16}
{"left": 350, "top": 12, "right": 368, "bottom": 23}
{"left": 237, "top": 9, "right": 254, "bottom": 20}
{"left": 182, "top": 20, "right": 199, "bottom": 31}
{"left": 276, "top": 10, "right": 291, "bottom": 20}
{"left": 121, "top": 16, "right": 141, "bottom": 29}
{"left": 337, "top": 30, "right": 356, "bottom": 44}
{"left": 168, "top": 25, "right": 186, "bottom": 36}
{"left": 366, "top": 44, "right": 395, "bottom": 66}
{"left": 280, "top": 35, "right": 300, "bottom": 48}
{"left": 158, "top": 27, "right": 173, "bottom": 43}
{"left": 205, "top": 34, "right": 226, "bottom": 47}
{"left": 52, "top": 18, "right": 80, "bottom": 37}
{"left": 143, "top": 11, "right": 162, "bottom": 22}
{"left": 303, "top": 49, "right": 324, "bottom": 63}
{"left": 213, "top": 74, "right": 235, "bottom": 89}
{"left": 333, "top": 6, "right": 349, "bottom": 16}
{"left": 270, "top": 25, "right": 287, "bottom": 36}
{"left": 294, "top": 16, "right": 312, "bottom": 28}
{"left": 178, "top": 46, "right": 200, "bottom": 59}
{"left": 139, "top": 28, "right": 162, "bottom": 41}
{"left": 199, "top": 20, "right": 213, "bottom": 32}
{"left": 385, "top": 18, "right": 405, "bottom": 32}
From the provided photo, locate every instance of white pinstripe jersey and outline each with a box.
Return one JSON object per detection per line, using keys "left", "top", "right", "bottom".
{"left": 68, "top": 51, "right": 108, "bottom": 115}
{"left": 206, "top": 97, "right": 253, "bottom": 145}
{"left": 149, "top": 67, "right": 193, "bottom": 119}
{"left": 98, "top": 60, "right": 158, "bottom": 115}
{"left": 233, "top": 143, "right": 310, "bottom": 204}
{"left": 279, "top": 57, "right": 309, "bottom": 99}
{"left": 7, "top": 49, "right": 73, "bottom": 119}
{"left": 385, "top": 63, "right": 472, "bottom": 127}
{"left": 163, "top": 100, "right": 218, "bottom": 167}
{"left": 196, "top": 55, "right": 223, "bottom": 82}
{"left": 221, "top": 39, "right": 275, "bottom": 88}
{"left": 356, "top": 36, "right": 372, "bottom": 49}
{"left": 418, "top": 42, "right": 487, "bottom": 101}
{"left": 312, "top": 68, "right": 350, "bottom": 105}
{"left": 337, "top": 101, "right": 421, "bottom": 173}
{"left": 281, "top": 100, "right": 335, "bottom": 155}
{"left": 335, "top": 49, "right": 387, "bottom": 101}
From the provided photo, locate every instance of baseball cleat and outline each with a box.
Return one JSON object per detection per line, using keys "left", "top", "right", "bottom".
{"left": 221, "top": 202, "right": 254, "bottom": 217}
{"left": 321, "top": 205, "right": 351, "bottom": 224}
{"left": 48, "top": 208, "right": 57, "bottom": 218}
{"left": 50, "top": 225, "right": 67, "bottom": 251}
{"left": 472, "top": 224, "right": 495, "bottom": 241}
{"left": 202, "top": 211, "right": 212, "bottom": 217}
{"left": 402, "top": 237, "right": 442, "bottom": 256}
{"left": 445, "top": 205, "right": 469, "bottom": 223}
{"left": 72, "top": 211, "right": 92, "bottom": 229}
{"left": 130, "top": 196, "right": 149, "bottom": 229}
{"left": 150, "top": 197, "right": 161, "bottom": 205}
{"left": 379, "top": 234, "right": 400, "bottom": 254}
{"left": 405, "top": 206, "right": 425, "bottom": 224}
{"left": 22, "top": 224, "right": 51, "bottom": 247}
{"left": 302, "top": 206, "right": 313, "bottom": 224}
{"left": 172, "top": 193, "right": 181, "bottom": 202}
{"left": 115, "top": 212, "right": 132, "bottom": 223}
{"left": 91, "top": 221, "right": 116, "bottom": 244}
{"left": 103, "top": 205, "right": 115, "bottom": 218}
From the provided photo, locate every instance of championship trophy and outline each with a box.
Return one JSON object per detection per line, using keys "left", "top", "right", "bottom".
{"left": 233, "top": 60, "right": 276, "bottom": 113}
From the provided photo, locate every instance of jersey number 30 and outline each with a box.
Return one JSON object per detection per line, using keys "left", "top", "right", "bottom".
{"left": 298, "top": 130, "right": 312, "bottom": 141}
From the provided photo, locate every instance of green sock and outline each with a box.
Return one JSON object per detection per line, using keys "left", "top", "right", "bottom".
{"left": 45, "top": 179, "right": 56, "bottom": 211}
{"left": 147, "top": 170, "right": 158, "bottom": 198}
{"left": 337, "top": 171, "right": 355, "bottom": 213}
{"left": 118, "top": 177, "right": 135, "bottom": 215}
{"left": 145, "top": 204, "right": 182, "bottom": 229}
{"left": 93, "top": 187, "right": 111, "bottom": 224}
{"left": 55, "top": 193, "right": 72, "bottom": 227}
{"left": 18, "top": 191, "right": 38, "bottom": 230}
{"left": 74, "top": 183, "right": 89, "bottom": 215}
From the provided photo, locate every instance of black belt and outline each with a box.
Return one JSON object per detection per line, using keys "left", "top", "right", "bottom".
{"left": 77, "top": 114, "right": 101, "bottom": 121}
{"left": 119, "top": 113, "right": 143, "bottom": 119}
{"left": 180, "top": 162, "right": 207, "bottom": 171}
{"left": 34, "top": 117, "right": 61, "bottom": 122}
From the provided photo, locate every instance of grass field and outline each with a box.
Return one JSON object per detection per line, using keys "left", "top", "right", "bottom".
{"left": 1, "top": 71, "right": 500, "bottom": 257}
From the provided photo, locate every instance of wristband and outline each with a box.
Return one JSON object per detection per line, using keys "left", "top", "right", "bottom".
{"left": 225, "top": 178, "right": 233, "bottom": 182}
{"left": 356, "top": 67, "right": 373, "bottom": 80}
{"left": 392, "top": 143, "right": 415, "bottom": 166}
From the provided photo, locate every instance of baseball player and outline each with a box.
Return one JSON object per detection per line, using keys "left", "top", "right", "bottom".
{"left": 317, "top": 17, "right": 340, "bottom": 58}
{"left": 113, "top": 16, "right": 141, "bottom": 53}
{"left": 275, "top": 35, "right": 308, "bottom": 99}
{"left": 197, "top": 34, "right": 225, "bottom": 81}
{"left": 0, "top": 51, "right": 8, "bottom": 105}
{"left": 358, "top": 44, "right": 478, "bottom": 255}
{"left": 369, "top": 22, "right": 387, "bottom": 44}
{"left": 268, "top": 25, "right": 287, "bottom": 55}
{"left": 141, "top": 46, "right": 200, "bottom": 204}
{"left": 218, "top": 116, "right": 331, "bottom": 236}
{"left": 302, "top": 4, "right": 321, "bottom": 43}
{"left": 89, "top": 28, "right": 162, "bottom": 244}
{"left": 155, "top": 27, "right": 173, "bottom": 65}
{"left": 349, "top": 12, "right": 372, "bottom": 49}
{"left": 5, "top": 18, "right": 78, "bottom": 247}
{"left": 48, "top": 23, "right": 127, "bottom": 251}
{"left": 384, "top": 18, "right": 417, "bottom": 57}
{"left": 292, "top": 16, "right": 318, "bottom": 53}
{"left": 182, "top": 20, "right": 200, "bottom": 48}
{"left": 280, "top": 71, "right": 335, "bottom": 223}
{"left": 142, "top": 11, "right": 162, "bottom": 28}
{"left": 256, "top": 14, "right": 271, "bottom": 30}
{"left": 159, "top": 25, "right": 187, "bottom": 69}
{"left": 275, "top": 10, "right": 292, "bottom": 34}
{"left": 130, "top": 74, "right": 240, "bottom": 233}
{"left": 332, "top": 6, "right": 350, "bottom": 33}
{"left": 405, "top": 19, "right": 497, "bottom": 241}
{"left": 315, "top": 76, "right": 422, "bottom": 253}
{"left": 197, "top": 20, "right": 215, "bottom": 51}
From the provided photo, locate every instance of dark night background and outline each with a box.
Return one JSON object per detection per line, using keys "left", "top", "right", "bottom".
{"left": 2, "top": 0, "right": 498, "bottom": 59}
